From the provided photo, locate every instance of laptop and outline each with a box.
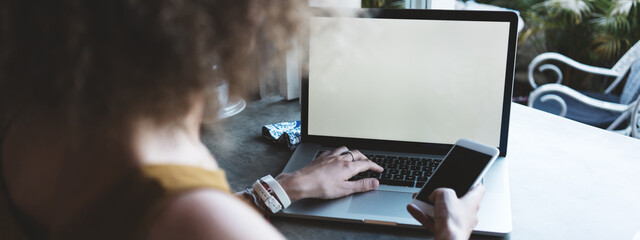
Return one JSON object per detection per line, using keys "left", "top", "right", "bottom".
{"left": 279, "top": 8, "right": 517, "bottom": 236}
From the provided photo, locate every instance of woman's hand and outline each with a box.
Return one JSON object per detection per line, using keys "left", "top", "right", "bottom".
{"left": 276, "top": 146, "right": 383, "bottom": 202}
{"left": 407, "top": 185, "right": 485, "bottom": 240}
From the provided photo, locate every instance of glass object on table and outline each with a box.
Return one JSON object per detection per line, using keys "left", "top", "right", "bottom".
{"left": 203, "top": 65, "right": 246, "bottom": 124}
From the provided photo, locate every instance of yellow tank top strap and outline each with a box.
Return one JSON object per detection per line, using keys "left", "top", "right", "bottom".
{"left": 141, "top": 164, "right": 231, "bottom": 194}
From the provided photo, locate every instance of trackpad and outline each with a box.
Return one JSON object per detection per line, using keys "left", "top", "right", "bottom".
{"left": 347, "top": 190, "right": 413, "bottom": 218}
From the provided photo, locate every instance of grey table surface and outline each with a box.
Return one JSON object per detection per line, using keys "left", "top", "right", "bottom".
{"left": 202, "top": 96, "right": 640, "bottom": 240}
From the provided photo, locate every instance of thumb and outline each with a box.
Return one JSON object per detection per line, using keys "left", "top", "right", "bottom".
{"left": 345, "top": 178, "right": 379, "bottom": 194}
{"left": 462, "top": 184, "right": 485, "bottom": 207}
{"left": 429, "top": 188, "right": 457, "bottom": 204}
{"left": 407, "top": 203, "right": 435, "bottom": 232}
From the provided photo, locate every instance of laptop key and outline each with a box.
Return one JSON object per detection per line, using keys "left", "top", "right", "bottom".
{"left": 419, "top": 158, "right": 433, "bottom": 166}
{"left": 408, "top": 159, "right": 417, "bottom": 166}
{"left": 393, "top": 175, "right": 404, "bottom": 180}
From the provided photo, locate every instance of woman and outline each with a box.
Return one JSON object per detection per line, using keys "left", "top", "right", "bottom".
{"left": 0, "top": 1, "right": 482, "bottom": 239}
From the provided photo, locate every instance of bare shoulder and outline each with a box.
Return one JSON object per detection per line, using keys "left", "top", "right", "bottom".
{"left": 147, "top": 189, "right": 285, "bottom": 240}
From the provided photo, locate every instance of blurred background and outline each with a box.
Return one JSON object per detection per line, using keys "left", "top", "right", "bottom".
{"left": 360, "top": 0, "right": 640, "bottom": 101}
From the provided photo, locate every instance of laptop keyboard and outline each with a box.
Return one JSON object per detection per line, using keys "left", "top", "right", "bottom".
{"left": 349, "top": 154, "right": 442, "bottom": 188}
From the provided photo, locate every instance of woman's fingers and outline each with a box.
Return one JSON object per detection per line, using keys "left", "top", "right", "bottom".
{"left": 329, "top": 147, "right": 367, "bottom": 160}
{"left": 329, "top": 146, "right": 350, "bottom": 156}
{"left": 428, "top": 188, "right": 457, "bottom": 205}
{"left": 338, "top": 149, "right": 367, "bottom": 162}
{"left": 461, "top": 184, "right": 485, "bottom": 208}
{"left": 343, "top": 178, "right": 379, "bottom": 194}
{"left": 317, "top": 150, "right": 332, "bottom": 159}
{"left": 349, "top": 159, "right": 384, "bottom": 173}
{"left": 350, "top": 150, "right": 367, "bottom": 160}
{"left": 297, "top": 147, "right": 386, "bottom": 200}
{"left": 332, "top": 160, "right": 384, "bottom": 196}
{"left": 428, "top": 185, "right": 484, "bottom": 207}
{"left": 407, "top": 203, "right": 436, "bottom": 232}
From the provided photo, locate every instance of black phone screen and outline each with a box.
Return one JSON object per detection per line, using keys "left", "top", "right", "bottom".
{"left": 415, "top": 146, "right": 492, "bottom": 204}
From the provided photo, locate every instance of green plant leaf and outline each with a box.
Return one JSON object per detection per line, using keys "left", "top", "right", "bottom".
{"left": 591, "top": 12, "right": 631, "bottom": 32}
{"left": 543, "top": 0, "right": 593, "bottom": 23}
{"left": 612, "top": 0, "right": 640, "bottom": 15}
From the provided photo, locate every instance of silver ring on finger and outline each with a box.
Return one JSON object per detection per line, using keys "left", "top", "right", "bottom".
{"left": 347, "top": 151, "right": 355, "bottom": 162}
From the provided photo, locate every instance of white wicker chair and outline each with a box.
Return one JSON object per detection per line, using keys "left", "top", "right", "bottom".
{"left": 527, "top": 41, "right": 640, "bottom": 138}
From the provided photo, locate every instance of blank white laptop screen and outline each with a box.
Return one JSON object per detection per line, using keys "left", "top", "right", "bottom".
{"left": 308, "top": 16, "right": 510, "bottom": 147}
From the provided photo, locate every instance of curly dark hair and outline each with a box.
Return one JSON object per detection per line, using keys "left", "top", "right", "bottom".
{"left": 0, "top": 0, "right": 308, "bottom": 128}
{"left": 0, "top": 2, "right": 312, "bottom": 238}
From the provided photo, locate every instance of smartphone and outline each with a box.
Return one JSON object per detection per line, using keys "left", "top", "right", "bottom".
{"left": 410, "top": 138, "right": 499, "bottom": 217}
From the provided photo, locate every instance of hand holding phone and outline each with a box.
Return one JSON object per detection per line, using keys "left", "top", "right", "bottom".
{"left": 407, "top": 184, "right": 485, "bottom": 239}
{"left": 410, "top": 138, "right": 499, "bottom": 217}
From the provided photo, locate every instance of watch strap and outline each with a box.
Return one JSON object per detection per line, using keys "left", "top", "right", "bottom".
{"left": 252, "top": 180, "right": 283, "bottom": 213}
{"left": 261, "top": 175, "right": 291, "bottom": 209}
